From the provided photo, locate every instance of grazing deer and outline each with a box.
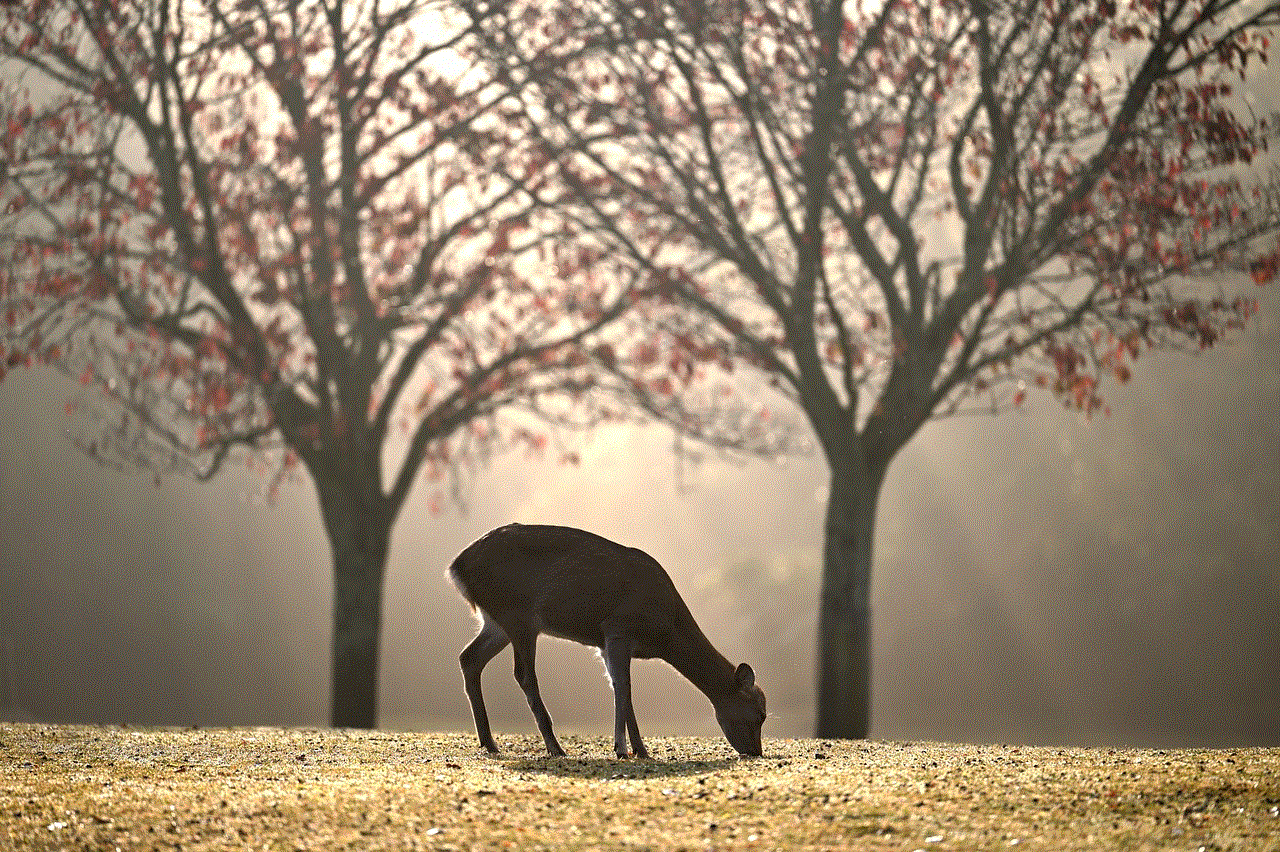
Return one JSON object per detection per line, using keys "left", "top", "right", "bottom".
{"left": 449, "top": 523, "right": 766, "bottom": 758}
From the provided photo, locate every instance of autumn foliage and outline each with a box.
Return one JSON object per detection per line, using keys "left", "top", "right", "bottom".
{"left": 12, "top": 0, "right": 651, "bottom": 465}
{"left": 471, "top": 0, "right": 1278, "bottom": 423}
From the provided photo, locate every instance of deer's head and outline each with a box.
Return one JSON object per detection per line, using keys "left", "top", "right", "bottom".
{"left": 713, "top": 663, "right": 766, "bottom": 756}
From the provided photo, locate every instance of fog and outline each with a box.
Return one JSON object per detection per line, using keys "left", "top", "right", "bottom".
{"left": 1, "top": 288, "right": 1276, "bottom": 748}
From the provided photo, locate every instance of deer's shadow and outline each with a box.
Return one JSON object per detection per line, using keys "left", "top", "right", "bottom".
{"left": 504, "top": 755, "right": 745, "bottom": 778}
{"left": 489, "top": 738, "right": 752, "bottom": 778}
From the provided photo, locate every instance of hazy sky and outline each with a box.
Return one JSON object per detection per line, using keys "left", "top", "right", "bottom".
{"left": 1, "top": 286, "right": 1277, "bottom": 748}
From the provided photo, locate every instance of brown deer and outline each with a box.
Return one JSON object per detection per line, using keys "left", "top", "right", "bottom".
{"left": 449, "top": 523, "right": 766, "bottom": 758}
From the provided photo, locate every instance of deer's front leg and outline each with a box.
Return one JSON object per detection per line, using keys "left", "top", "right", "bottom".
{"left": 603, "top": 634, "right": 650, "bottom": 759}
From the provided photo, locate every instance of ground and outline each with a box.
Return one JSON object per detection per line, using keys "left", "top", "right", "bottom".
{"left": 2, "top": 723, "right": 1278, "bottom": 851}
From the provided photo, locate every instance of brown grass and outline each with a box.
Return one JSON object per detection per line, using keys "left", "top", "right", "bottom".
{"left": 2, "top": 723, "right": 1278, "bottom": 851}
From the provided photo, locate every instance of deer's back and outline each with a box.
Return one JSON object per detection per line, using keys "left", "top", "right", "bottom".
{"left": 448, "top": 524, "right": 687, "bottom": 652}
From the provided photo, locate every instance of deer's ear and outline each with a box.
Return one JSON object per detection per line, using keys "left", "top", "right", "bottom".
{"left": 734, "top": 663, "right": 755, "bottom": 690}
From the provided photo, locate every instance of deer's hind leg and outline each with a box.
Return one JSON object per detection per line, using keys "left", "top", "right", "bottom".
{"left": 460, "top": 614, "right": 510, "bottom": 753}
{"left": 507, "top": 625, "right": 566, "bottom": 757}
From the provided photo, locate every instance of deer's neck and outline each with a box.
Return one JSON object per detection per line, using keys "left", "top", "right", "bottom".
{"left": 663, "top": 618, "right": 738, "bottom": 700}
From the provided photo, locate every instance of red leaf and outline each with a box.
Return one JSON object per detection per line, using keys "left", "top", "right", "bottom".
{"left": 1250, "top": 256, "right": 1277, "bottom": 285}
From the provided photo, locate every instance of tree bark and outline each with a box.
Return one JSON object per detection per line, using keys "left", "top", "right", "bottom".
{"left": 329, "top": 545, "right": 386, "bottom": 729}
{"left": 815, "top": 455, "right": 887, "bottom": 739}
{"left": 316, "top": 476, "right": 392, "bottom": 730}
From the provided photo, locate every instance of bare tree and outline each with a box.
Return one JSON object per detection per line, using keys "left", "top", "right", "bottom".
{"left": 0, "top": 0, "right": 639, "bottom": 728}
{"left": 468, "top": 0, "right": 1280, "bottom": 738}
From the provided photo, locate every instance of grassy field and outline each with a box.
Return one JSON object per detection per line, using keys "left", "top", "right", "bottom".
{"left": 2, "top": 723, "right": 1278, "bottom": 851}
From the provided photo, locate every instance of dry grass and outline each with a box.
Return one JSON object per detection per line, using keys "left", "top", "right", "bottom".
{"left": 2, "top": 723, "right": 1278, "bottom": 851}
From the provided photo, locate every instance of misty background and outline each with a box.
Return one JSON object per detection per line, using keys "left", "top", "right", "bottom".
{"left": 1, "top": 286, "right": 1276, "bottom": 749}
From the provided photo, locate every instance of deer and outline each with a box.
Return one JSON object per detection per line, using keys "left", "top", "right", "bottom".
{"left": 448, "top": 523, "right": 766, "bottom": 759}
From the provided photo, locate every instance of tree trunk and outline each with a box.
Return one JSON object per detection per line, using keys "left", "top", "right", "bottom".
{"left": 329, "top": 545, "right": 386, "bottom": 729}
{"left": 815, "top": 456, "right": 887, "bottom": 739}
{"left": 317, "top": 479, "right": 392, "bottom": 730}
